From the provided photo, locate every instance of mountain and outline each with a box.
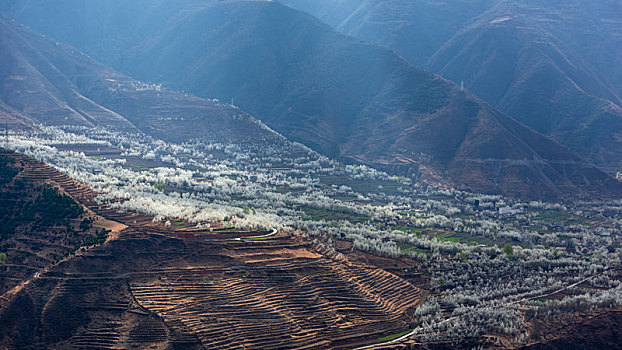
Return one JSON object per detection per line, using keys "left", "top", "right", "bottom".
{"left": 0, "top": 17, "right": 134, "bottom": 130}
{"left": 279, "top": 0, "right": 622, "bottom": 174}
{"left": 0, "top": 3, "right": 620, "bottom": 199}
{"left": 0, "top": 17, "right": 276, "bottom": 144}
{"left": 278, "top": 0, "right": 495, "bottom": 68}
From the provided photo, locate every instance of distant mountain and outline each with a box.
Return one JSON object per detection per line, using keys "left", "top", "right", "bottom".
{"left": 279, "top": 0, "right": 622, "bottom": 174}
{"left": 0, "top": 3, "right": 620, "bottom": 199}
{"left": 279, "top": 0, "right": 495, "bottom": 68}
{"left": 0, "top": 17, "right": 276, "bottom": 143}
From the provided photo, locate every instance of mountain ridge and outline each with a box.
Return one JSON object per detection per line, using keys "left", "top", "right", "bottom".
{"left": 0, "top": 16, "right": 279, "bottom": 144}
{"left": 279, "top": 0, "right": 622, "bottom": 174}
{"left": 0, "top": 3, "right": 620, "bottom": 199}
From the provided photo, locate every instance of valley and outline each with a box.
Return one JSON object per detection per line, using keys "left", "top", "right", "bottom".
{"left": 0, "top": 1, "right": 620, "bottom": 348}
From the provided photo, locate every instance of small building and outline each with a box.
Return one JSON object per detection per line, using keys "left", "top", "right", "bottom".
{"left": 599, "top": 230, "right": 612, "bottom": 237}
{"left": 498, "top": 206, "right": 523, "bottom": 216}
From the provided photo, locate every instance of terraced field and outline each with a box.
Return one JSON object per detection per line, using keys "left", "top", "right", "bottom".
{"left": 0, "top": 150, "right": 107, "bottom": 294}
{"left": 129, "top": 241, "right": 419, "bottom": 349}
{"left": 0, "top": 150, "right": 422, "bottom": 349}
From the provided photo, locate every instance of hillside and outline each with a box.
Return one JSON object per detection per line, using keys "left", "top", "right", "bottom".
{"left": 0, "top": 18, "right": 134, "bottom": 130}
{"left": 0, "top": 149, "right": 123, "bottom": 295}
{"left": 1, "top": 1, "right": 620, "bottom": 199}
{"left": 1, "top": 2, "right": 622, "bottom": 349}
{"left": 279, "top": 0, "right": 494, "bottom": 68}
{"left": 2, "top": 117, "right": 621, "bottom": 349}
{"left": 279, "top": 0, "right": 622, "bottom": 174}
{"left": 0, "top": 149, "right": 421, "bottom": 349}
{"left": 0, "top": 17, "right": 277, "bottom": 144}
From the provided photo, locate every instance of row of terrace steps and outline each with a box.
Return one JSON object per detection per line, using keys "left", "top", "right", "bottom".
{"left": 6, "top": 152, "right": 145, "bottom": 234}
{"left": 69, "top": 321, "right": 122, "bottom": 349}
{"left": 128, "top": 316, "right": 170, "bottom": 344}
{"left": 56, "top": 279, "right": 131, "bottom": 310}
{"left": 224, "top": 239, "right": 420, "bottom": 312}
{"left": 52, "top": 279, "right": 131, "bottom": 349}
{"left": 6, "top": 154, "right": 122, "bottom": 222}
{"left": 329, "top": 261, "right": 421, "bottom": 314}
{"left": 128, "top": 256, "right": 414, "bottom": 349}
{"left": 165, "top": 318, "right": 203, "bottom": 348}
{"left": 17, "top": 161, "right": 96, "bottom": 202}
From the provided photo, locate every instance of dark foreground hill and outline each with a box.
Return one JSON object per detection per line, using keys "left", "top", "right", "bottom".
{"left": 0, "top": 149, "right": 117, "bottom": 295}
{"left": 279, "top": 0, "right": 622, "bottom": 174}
{"left": 1, "top": 2, "right": 620, "bottom": 200}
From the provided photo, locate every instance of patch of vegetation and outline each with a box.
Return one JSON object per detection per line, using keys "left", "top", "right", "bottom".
{"left": 25, "top": 187, "right": 84, "bottom": 225}
{"left": 435, "top": 232, "right": 492, "bottom": 246}
{"left": 83, "top": 228, "right": 110, "bottom": 246}
{"left": 243, "top": 235, "right": 275, "bottom": 241}
{"left": 377, "top": 329, "right": 412, "bottom": 341}
{"left": 330, "top": 195, "right": 359, "bottom": 202}
{"left": 170, "top": 221, "right": 184, "bottom": 229}
{"left": 0, "top": 157, "right": 83, "bottom": 239}
{"left": 399, "top": 244, "right": 414, "bottom": 253}
{"left": 436, "top": 232, "right": 462, "bottom": 243}
{"left": 213, "top": 228, "right": 241, "bottom": 233}
{"left": 532, "top": 296, "right": 554, "bottom": 303}
{"left": 504, "top": 242, "right": 514, "bottom": 258}
{"left": 273, "top": 185, "right": 304, "bottom": 194}
{"left": 0, "top": 155, "right": 19, "bottom": 186}
{"left": 533, "top": 209, "right": 583, "bottom": 225}
{"left": 80, "top": 218, "right": 93, "bottom": 231}
{"left": 61, "top": 228, "right": 111, "bottom": 261}
{"left": 0, "top": 220, "right": 18, "bottom": 239}
{"left": 391, "top": 225, "right": 416, "bottom": 233}
{"left": 319, "top": 175, "right": 402, "bottom": 196}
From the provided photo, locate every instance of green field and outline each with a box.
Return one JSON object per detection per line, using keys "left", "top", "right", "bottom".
{"left": 377, "top": 329, "right": 412, "bottom": 341}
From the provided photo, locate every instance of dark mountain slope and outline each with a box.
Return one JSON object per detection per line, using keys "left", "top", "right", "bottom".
{"left": 0, "top": 149, "right": 115, "bottom": 296}
{"left": 0, "top": 2, "right": 620, "bottom": 199}
{"left": 280, "top": 0, "right": 622, "bottom": 174}
{"left": 0, "top": 17, "right": 277, "bottom": 143}
{"left": 279, "top": 0, "right": 495, "bottom": 68}
{"left": 0, "top": 19, "right": 133, "bottom": 129}
{"left": 428, "top": 1, "right": 622, "bottom": 173}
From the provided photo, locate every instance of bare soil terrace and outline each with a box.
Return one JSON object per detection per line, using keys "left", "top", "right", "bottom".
{"left": 0, "top": 150, "right": 423, "bottom": 349}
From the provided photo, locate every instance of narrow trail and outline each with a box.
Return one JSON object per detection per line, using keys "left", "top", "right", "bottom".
{"left": 28, "top": 258, "right": 329, "bottom": 281}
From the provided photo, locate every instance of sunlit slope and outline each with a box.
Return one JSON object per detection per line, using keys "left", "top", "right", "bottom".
{"left": 0, "top": 149, "right": 421, "bottom": 349}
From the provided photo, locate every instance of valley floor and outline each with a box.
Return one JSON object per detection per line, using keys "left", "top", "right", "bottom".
{"left": 0, "top": 125, "right": 621, "bottom": 348}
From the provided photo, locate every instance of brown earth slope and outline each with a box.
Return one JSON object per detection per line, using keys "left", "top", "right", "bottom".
{"left": 0, "top": 151, "right": 422, "bottom": 349}
{"left": 0, "top": 149, "right": 122, "bottom": 295}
